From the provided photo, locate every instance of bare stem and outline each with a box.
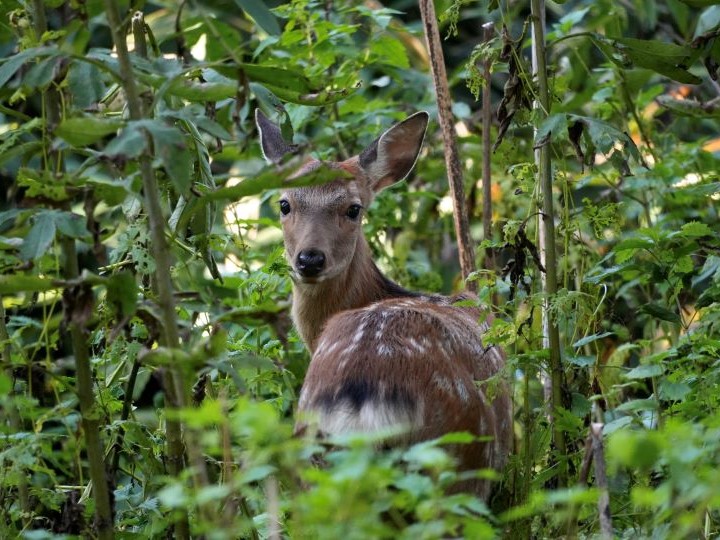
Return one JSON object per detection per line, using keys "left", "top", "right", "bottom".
{"left": 102, "top": 3, "right": 195, "bottom": 537}
{"left": 481, "top": 22, "right": 497, "bottom": 306}
{"left": 418, "top": 0, "right": 477, "bottom": 291}
{"left": 32, "top": 1, "right": 115, "bottom": 537}
{"left": 0, "top": 299, "right": 30, "bottom": 525}
{"left": 530, "top": 0, "right": 568, "bottom": 486}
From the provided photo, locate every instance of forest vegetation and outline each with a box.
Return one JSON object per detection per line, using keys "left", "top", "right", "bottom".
{"left": 0, "top": 0, "right": 719, "bottom": 538}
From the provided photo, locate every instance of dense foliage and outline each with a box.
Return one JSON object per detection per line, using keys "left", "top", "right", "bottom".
{"left": 0, "top": 0, "right": 719, "bottom": 538}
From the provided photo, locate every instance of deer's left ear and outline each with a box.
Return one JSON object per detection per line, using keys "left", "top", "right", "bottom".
{"left": 358, "top": 111, "right": 429, "bottom": 193}
{"left": 256, "top": 109, "right": 297, "bottom": 164}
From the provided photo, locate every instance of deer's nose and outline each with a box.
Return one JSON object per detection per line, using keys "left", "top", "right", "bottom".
{"left": 296, "top": 249, "right": 326, "bottom": 277}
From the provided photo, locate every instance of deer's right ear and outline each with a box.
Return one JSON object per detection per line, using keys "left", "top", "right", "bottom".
{"left": 256, "top": 109, "right": 295, "bottom": 164}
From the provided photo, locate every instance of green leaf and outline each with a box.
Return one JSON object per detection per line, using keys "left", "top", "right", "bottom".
{"left": 678, "top": 0, "right": 720, "bottom": 7}
{"left": 105, "top": 127, "right": 148, "bottom": 158}
{"left": 566, "top": 355, "right": 596, "bottom": 367}
{"left": 0, "top": 47, "right": 58, "bottom": 88}
{"left": 370, "top": 35, "right": 410, "bottom": 68}
{"left": 640, "top": 303, "right": 681, "bottom": 324}
{"left": 0, "top": 275, "right": 61, "bottom": 294}
{"left": 625, "top": 364, "right": 664, "bottom": 379}
{"left": 679, "top": 221, "right": 713, "bottom": 238}
{"left": 21, "top": 212, "right": 57, "bottom": 261}
{"left": 0, "top": 372, "right": 11, "bottom": 394}
{"left": 572, "top": 332, "right": 614, "bottom": 348}
{"left": 233, "top": 0, "right": 281, "bottom": 36}
{"left": 614, "top": 237, "right": 655, "bottom": 251}
{"left": 56, "top": 116, "right": 125, "bottom": 146}
{"left": 608, "top": 37, "right": 703, "bottom": 84}
{"left": 105, "top": 271, "right": 138, "bottom": 318}
{"left": 658, "top": 380, "right": 692, "bottom": 401}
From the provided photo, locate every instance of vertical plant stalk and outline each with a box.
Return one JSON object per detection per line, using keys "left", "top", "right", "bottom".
{"left": 102, "top": 5, "right": 192, "bottom": 538}
{"left": 0, "top": 299, "right": 30, "bottom": 525}
{"left": 418, "top": 0, "right": 477, "bottom": 292}
{"left": 481, "top": 22, "right": 495, "bottom": 277}
{"left": 591, "top": 422, "right": 613, "bottom": 538}
{"left": 529, "top": 0, "right": 568, "bottom": 486}
{"left": 31, "top": 1, "right": 115, "bottom": 537}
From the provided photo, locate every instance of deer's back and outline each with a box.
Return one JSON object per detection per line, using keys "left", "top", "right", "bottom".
{"left": 297, "top": 295, "right": 512, "bottom": 493}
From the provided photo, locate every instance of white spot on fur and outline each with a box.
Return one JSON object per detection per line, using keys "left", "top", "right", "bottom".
{"left": 455, "top": 380, "right": 471, "bottom": 403}
{"left": 432, "top": 373, "right": 454, "bottom": 394}
{"left": 377, "top": 343, "right": 392, "bottom": 356}
{"left": 407, "top": 337, "right": 425, "bottom": 354}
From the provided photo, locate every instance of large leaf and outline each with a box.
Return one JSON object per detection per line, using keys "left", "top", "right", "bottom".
{"left": 56, "top": 116, "right": 125, "bottom": 146}
{"left": 21, "top": 212, "right": 57, "bottom": 261}
{"left": 595, "top": 35, "right": 702, "bottom": 84}
{"left": 233, "top": 0, "right": 281, "bottom": 36}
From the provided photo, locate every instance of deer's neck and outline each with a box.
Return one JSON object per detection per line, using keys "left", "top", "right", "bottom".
{"left": 291, "top": 239, "right": 414, "bottom": 352}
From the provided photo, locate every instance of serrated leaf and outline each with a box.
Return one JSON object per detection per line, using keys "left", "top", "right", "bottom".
{"left": 56, "top": 116, "right": 124, "bottom": 146}
{"left": 625, "top": 364, "right": 664, "bottom": 379}
{"left": 680, "top": 221, "right": 712, "bottom": 238}
{"left": 371, "top": 35, "right": 410, "bottom": 68}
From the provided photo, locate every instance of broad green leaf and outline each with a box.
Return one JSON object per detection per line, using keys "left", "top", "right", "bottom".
{"left": 20, "top": 212, "right": 57, "bottom": 261}
{"left": 0, "top": 275, "right": 61, "bottom": 294}
{"left": 625, "top": 364, "right": 664, "bottom": 379}
{"left": 535, "top": 114, "right": 569, "bottom": 143}
{"left": 56, "top": 116, "right": 124, "bottom": 146}
{"left": 678, "top": 0, "right": 720, "bottom": 7}
{"left": 680, "top": 221, "right": 713, "bottom": 238}
{"left": 616, "top": 398, "right": 659, "bottom": 412}
{"left": 0, "top": 47, "right": 58, "bottom": 88}
{"left": 640, "top": 303, "right": 681, "bottom": 323}
{"left": 658, "top": 380, "right": 692, "bottom": 401}
{"left": 371, "top": 35, "right": 410, "bottom": 68}
{"left": 23, "top": 56, "right": 58, "bottom": 89}
{"left": 695, "top": 6, "right": 720, "bottom": 37}
{"left": 609, "top": 37, "right": 702, "bottom": 84}
{"left": 104, "top": 126, "right": 148, "bottom": 158}
{"left": 106, "top": 271, "right": 138, "bottom": 317}
{"left": 233, "top": 0, "right": 281, "bottom": 36}
{"left": 54, "top": 212, "right": 87, "bottom": 239}
{"left": 0, "top": 372, "right": 10, "bottom": 394}
{"left": 614, "top": 237, "right": 655, "bottom": 251}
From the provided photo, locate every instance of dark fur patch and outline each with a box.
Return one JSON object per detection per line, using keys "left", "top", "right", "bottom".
{"left": 316, "top": 379, "right": 378, "bottom": 412}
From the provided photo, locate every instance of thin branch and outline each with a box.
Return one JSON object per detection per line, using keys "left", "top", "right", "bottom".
{"left": 418, "top": 0, "right": 477, "bottom": 292}
{"left": 481, "top": 22, "right": 496, "bottom": 279}
{"left": 32, "top": 1, "right": 115, "bottom": 537}
{"left": 591, "top": 422, "right": 613, "bottom": 538}
{"left": 102, "top": 3, "right": 195, "bottom": 538}
{"left": 530, "top": 0, "right": 568, "bottom": 486}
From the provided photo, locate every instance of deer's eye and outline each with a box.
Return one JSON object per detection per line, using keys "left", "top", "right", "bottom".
{"left": 346, "top": 204, "right": 362, "bottom": 220}
{"left": 279, "top": 200, "right": 291, "bottom": 216}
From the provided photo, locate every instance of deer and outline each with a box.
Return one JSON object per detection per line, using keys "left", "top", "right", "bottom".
{"left": 255, "top": 109, "right": 512, "bottom": 499}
